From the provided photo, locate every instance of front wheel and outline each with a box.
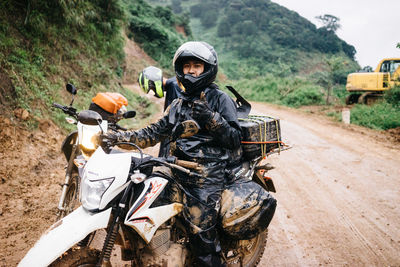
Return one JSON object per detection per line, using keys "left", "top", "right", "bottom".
{"left": 57, "top": 170, "right": 80, "bottom": 220}
{"left": 222, "top": 230, "right": 268, "bottom": 267}
{"left": 49, "top": 247, "right": 100, "bottom": 267}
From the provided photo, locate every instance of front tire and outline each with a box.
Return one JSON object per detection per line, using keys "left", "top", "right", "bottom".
{"left": 222, "top": 230, "right": 268, "bottom": 267}
{"left": 50, "top": 247, "right": 100, "bottom": 267}
{"left": 57, "top": 170, "right": 79, "bottom": 220}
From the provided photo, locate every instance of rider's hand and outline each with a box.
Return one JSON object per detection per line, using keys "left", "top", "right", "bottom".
{"left": 96, "top": 131, "right": 117, "bottom": 149}
{"left": 191, "top": 92, "right": 214, "bottom": 127}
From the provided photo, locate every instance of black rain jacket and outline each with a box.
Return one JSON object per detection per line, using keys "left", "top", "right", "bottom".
{"left": 124, "top": 84, "right": 242, "bottom": 166}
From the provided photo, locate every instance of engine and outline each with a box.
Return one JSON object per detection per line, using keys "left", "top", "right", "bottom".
{"left": 140, "top": 228, "right": 188, "bottom": 267}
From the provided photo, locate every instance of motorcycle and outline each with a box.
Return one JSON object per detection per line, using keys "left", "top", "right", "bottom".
{"left": 20, "top": 91, "right": 281, "bottom": 267}
{"left": 53, "top": 84, "right": 136, "bottom": 219}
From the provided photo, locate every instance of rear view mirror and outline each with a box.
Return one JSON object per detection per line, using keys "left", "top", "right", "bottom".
{"left": 123, "top": 111, "right": 136, "bottom": 119}
{"left": 66, "top": 83, "right": 77, "bottom": 95}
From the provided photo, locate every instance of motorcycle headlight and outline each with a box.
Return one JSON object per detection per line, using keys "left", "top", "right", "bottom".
{"left": 81, "top": 176, "right": 114, "bottom": 211}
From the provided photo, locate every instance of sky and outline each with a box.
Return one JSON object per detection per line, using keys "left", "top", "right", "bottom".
{"left": 271, "top": 0, "right": 400, "bottom": 68}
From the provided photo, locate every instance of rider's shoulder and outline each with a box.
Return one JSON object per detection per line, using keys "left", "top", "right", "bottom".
{"left": 205, "top": 84, "right": 233, "bottom": 103}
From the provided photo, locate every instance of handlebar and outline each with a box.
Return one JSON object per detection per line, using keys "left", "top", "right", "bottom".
{"left": 52, "top": 103, "right": 77, "bottom": 117}
{"left": 175, "top": 159, "right": 200, "bottom": 170}
{"left": 108, "top": 142, "right": 200, "bottom": 175}
{"left": 52, "top": 103, "right": 64, "bottom": 109}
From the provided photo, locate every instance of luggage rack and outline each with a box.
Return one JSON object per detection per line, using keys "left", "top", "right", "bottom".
{"left": 239, "top": 115, "right": 288, "bottom": 159}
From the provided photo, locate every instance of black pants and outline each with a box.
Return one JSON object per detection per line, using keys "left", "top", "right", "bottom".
{"left": 173, "top": 161, "right": 226, "bottom": 267}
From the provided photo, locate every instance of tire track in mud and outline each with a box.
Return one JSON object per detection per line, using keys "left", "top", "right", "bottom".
{"left": 338, "top": 212, "right": 388, "bottom": 264}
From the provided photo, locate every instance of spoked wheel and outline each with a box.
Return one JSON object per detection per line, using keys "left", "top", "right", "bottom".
{"left": 222, "top": 230, "right": 268, "bottom": 267}
{"left": 57, "top": 171, "right": 80, "bottom": 220}
{"left": 49, "top": 247, "right": 100, "bottom": 267}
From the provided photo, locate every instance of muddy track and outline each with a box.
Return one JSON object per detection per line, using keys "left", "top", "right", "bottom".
{"left": 253, "top": 103, "right": 400, "bottom": 266}
{"left": 1, "top": 99, "right": 399, "bottom": 266}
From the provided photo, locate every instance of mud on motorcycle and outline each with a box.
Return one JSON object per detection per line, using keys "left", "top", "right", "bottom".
{"left": 20, "top": 86, "right": 281, "bottom": 266}
{"left": 53, "top": 84, "right": 135, "bottom": 219}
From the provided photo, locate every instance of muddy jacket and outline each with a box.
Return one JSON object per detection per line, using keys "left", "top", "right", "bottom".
{"left": 121, "top": 84, "right": 242, "bottom": 166}
{"left": 163, "top": 77, "right": 183, "bottom": 111}
{"left": 158, "top": 78, "right": 183, "bottom": 157}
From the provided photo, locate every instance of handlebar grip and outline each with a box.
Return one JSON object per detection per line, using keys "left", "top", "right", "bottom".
{"left": 115, "top": 124, "right": 127, "bottom": 131}
{"left": 52, "top": 103, "right": 64, "bottom": 109}
{"left": 175, "top": 159, "right": 200, "bottom": 170}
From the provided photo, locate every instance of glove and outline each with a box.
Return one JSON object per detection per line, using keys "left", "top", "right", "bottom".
{"left": 191, "top": 92, "right": 214, "bottom": 127}
{"left": 96, "top": 131, "right": 119, "bottom": 150}
{"left": 98, "top": 130, "right": 133, "bottom": 148}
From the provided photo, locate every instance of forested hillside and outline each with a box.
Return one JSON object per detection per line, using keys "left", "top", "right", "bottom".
{"left": 0, "top": 1, "right": 123, "bottom": 125}
{"left": 149, "top": 0, "right": 357, "bottom": 78}
{"left": 0, "top": 0, "right": 186, "bottom": 130}
{"left": 0, "top": 0, "right": 398, "bottom": 131}
{"left": 145, "top": 0, "right": 399, "bottom": 130}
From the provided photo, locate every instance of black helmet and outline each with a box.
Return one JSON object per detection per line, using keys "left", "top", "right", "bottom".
{"left": 173, "top": 41, "right": 218, "bottom": 94}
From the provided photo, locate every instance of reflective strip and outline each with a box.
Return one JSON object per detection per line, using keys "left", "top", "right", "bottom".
{"left": 155, "top": 80, "right": 164, "bottom": 97}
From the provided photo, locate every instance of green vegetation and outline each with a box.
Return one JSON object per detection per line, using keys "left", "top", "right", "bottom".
{"left": 349, "top": 87, "right": 400, "bottom": 130}
{"left": 156, "top": 0, "right": 360, "bottom": 111}
{"left": 1, "top": 0, "right": 397, "bottom": 133}
{"left": 221, "top": 75, "right": 325, "bottom": 107}
{"left": 125, "top": 0, "right": 192, "bottom": 70}
{"left": 186, "top": 0, "right": 356, "bottom": 78}
{"left": 0, "top": 0, "right": 155, "bottom": 131}
{"left": 324, "top": 87, "right": 400, "bottom": 130}
{"left": 159, "top": 0, "right": 400, "bottom": 132}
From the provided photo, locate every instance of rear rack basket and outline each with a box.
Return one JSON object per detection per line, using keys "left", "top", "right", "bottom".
{"left": 239, "top": 115, "right": 282, "bottom": 160}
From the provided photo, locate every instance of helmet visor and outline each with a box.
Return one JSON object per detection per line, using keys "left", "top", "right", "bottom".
{"left": 173, "top": 42, "right": 217, "bottom": 66}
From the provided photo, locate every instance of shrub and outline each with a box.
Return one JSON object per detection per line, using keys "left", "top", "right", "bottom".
{"left": 126, "top": 0, "right": 189, "bottom": 69}
{"left": 282, "top": 85, "right": 324, "bottom": 107}
{"left": 351, "top": 103, "right": 400, "bottom": 130}
{"left": 384, "top": 86, "right": 400, "bottom": 107}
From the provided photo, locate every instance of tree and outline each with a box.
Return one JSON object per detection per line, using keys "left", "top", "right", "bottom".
{"left": 397, "top": 42, "right": 400, "bottom": 49}
{"left": 200, "top": 9, "right": 218, "bottom": 28}
{"left": 171, "top": 0, "right": 182, "bottom": 14}
{"left": 315, "top": 14, "right": 341, "bottom": 32}
{"left": 315, "top": 56, "right": 348, "bottom": 104}
{"left": 362, "top": 66, "right": 373, "bottom": 72}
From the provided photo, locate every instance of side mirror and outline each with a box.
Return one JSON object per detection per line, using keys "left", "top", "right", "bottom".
{"left": 66, "top": 83, "right": 77, "bottom": 95}
{"left": 123, "top": 110, "right": 136, "bottom": 119}
{"left": 171, "top": 120, "right": 199, "bottom": 140}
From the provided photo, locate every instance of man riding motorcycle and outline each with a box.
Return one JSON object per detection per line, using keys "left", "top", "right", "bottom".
{"left": 102, "top": 41, "right": 242, "bottom": 266}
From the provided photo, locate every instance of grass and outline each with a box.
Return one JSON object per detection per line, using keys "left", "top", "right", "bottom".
{"left": 0, "top": 0, "right": 157, "bottom": 132}
{"left": 220, "top": 74, "right": 325, "bottom": 108}
{"left": 350, "top": 102, "right": 400, "bottom": 130}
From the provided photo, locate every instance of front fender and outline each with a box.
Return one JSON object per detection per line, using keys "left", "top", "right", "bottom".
{"left": 61, "top": 130, "right": 78, "bottom": 161}
{"left": 18, "top": 206, "right": 111, "bottom": 267}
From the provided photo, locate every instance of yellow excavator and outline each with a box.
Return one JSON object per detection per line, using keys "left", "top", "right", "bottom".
{"left": 346, "top": 58, "right": 400, "bottom": 104}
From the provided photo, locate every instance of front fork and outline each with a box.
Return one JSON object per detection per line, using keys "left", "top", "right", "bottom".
{"left": 57, "top": 139, "right": 79, "bottom": 212}
{"left": 97, "top": 182, "right": 133, "bottom": 266}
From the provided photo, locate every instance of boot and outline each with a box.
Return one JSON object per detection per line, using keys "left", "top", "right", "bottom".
{"left": 190, "top": 229, "right": 225, "bottom": 267}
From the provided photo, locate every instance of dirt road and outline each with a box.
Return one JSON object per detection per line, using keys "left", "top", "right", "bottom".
{"left": 253, "top": 103, "right": 400, "bottom": 266}
{"left": 1, "top": 100, "right": 399, "bottom": 266}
